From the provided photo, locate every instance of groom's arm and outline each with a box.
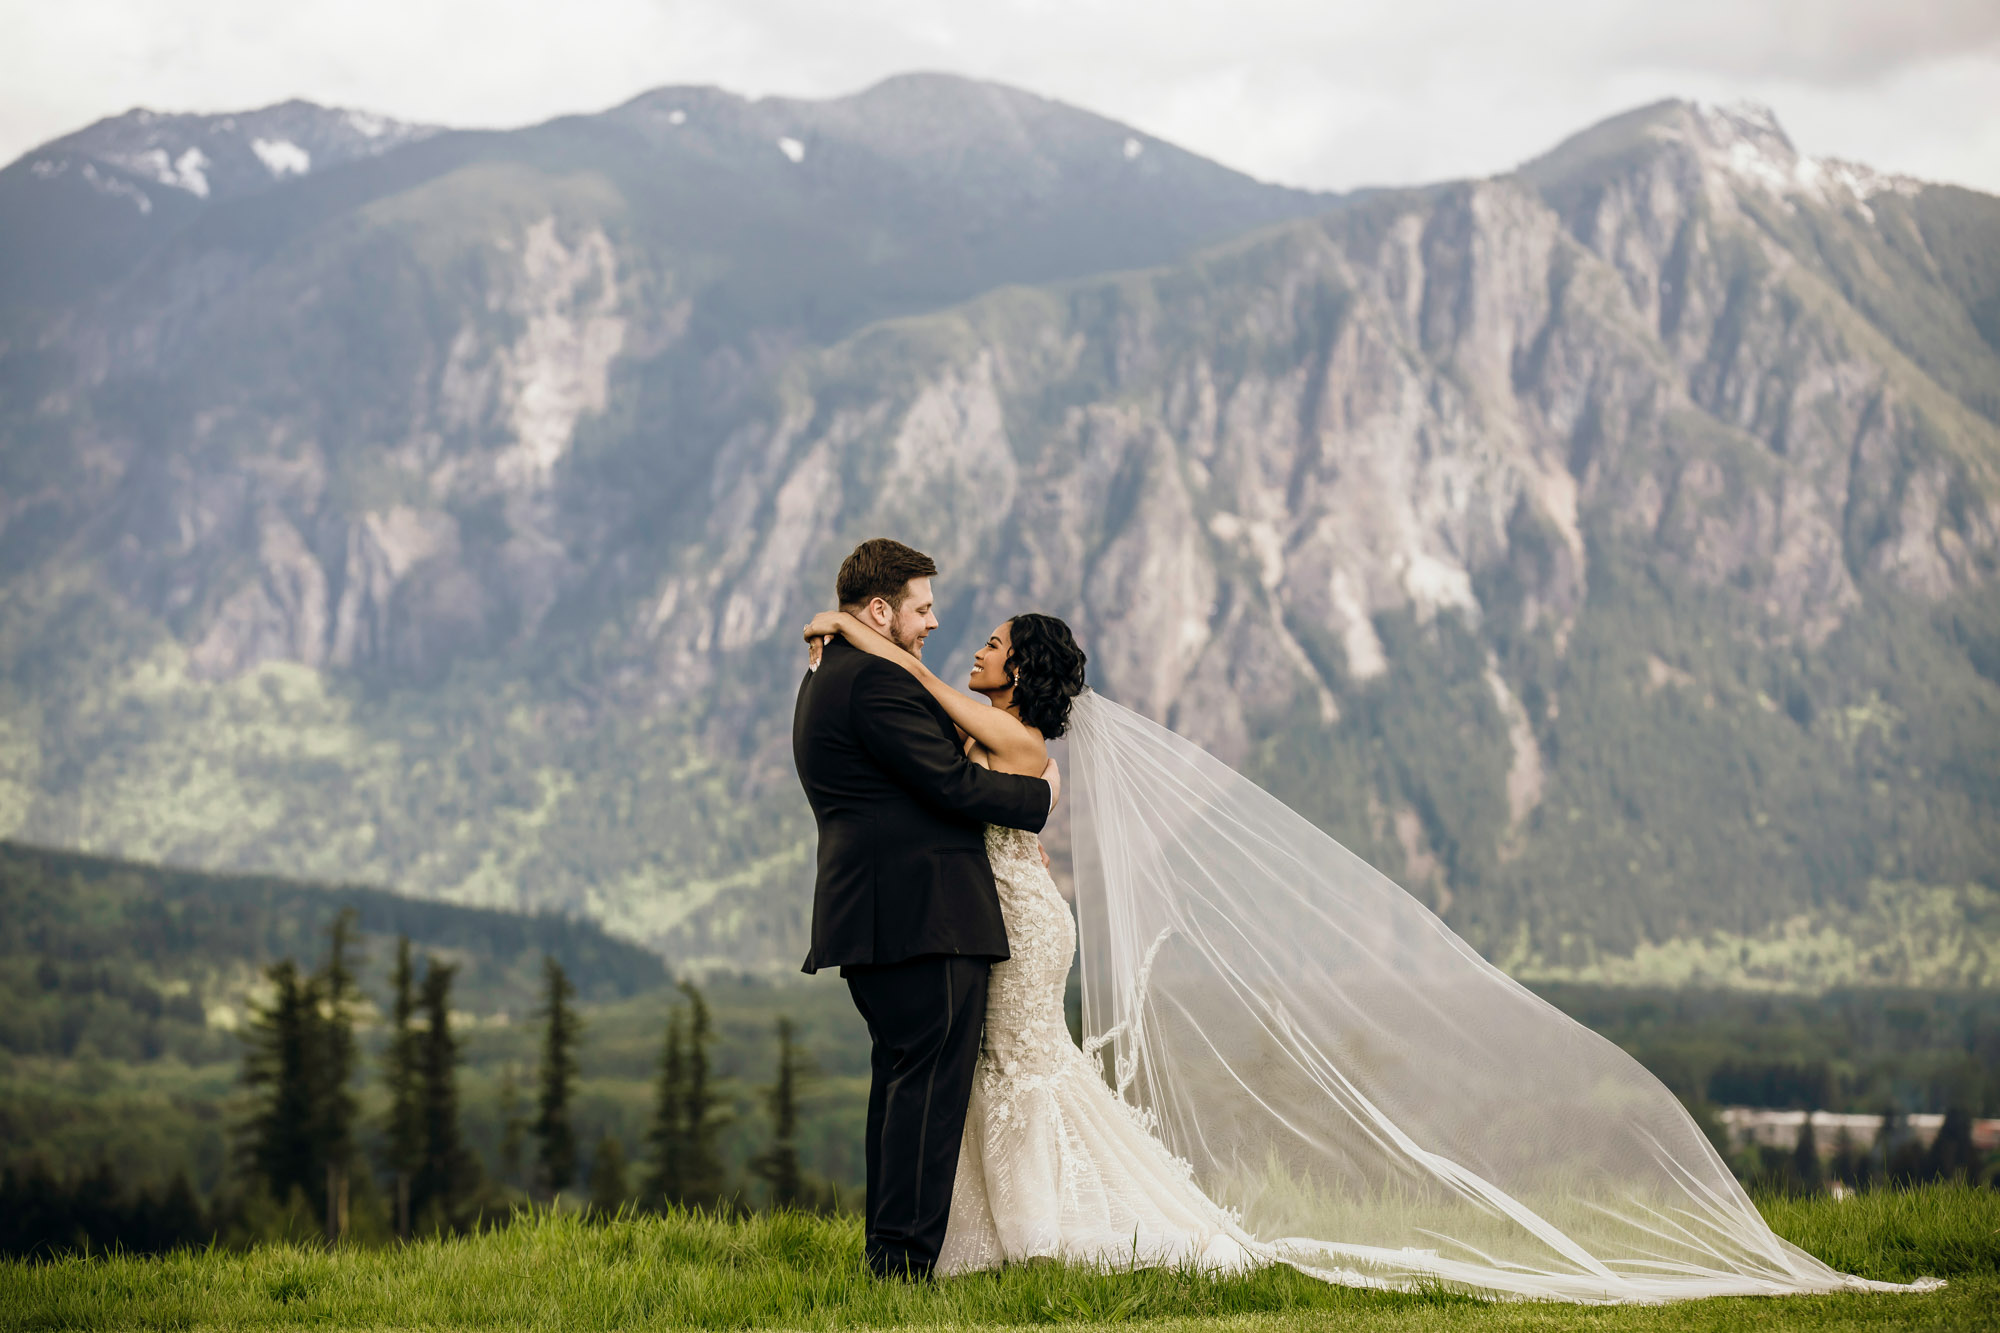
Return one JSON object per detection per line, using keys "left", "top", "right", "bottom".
{"left": 852, "top": 661, "right": 1051, "bottom": 833}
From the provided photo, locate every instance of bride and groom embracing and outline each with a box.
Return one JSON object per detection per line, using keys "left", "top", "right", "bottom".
{"left": 792, "top": 537, "right": 1934, "bottom": 1302}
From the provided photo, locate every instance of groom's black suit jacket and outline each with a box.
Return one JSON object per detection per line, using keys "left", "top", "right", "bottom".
{"left": 794, "top": 638, "right": 1050, "bottom": 974}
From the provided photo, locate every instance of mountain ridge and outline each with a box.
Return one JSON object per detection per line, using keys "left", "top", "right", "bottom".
{"left": 0, "top": 82, "right": 1993, "bottom": 987}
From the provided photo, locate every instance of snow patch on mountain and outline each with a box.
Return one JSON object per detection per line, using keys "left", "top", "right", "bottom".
{"left": 1690, "top": 102, "right": 1822, "bottom": 205}
{"left": 1688, "top": 101, "right": 1928, "bottom": 213}
{"left": 24, "top": 102, "right": 441, "bottom": 207}
{"left": 115, "top": 146, "right": 211, "bottom": 197}
{"left": 777, "top": 136, "right": 805, "bottom": 163}
{"left": 251, "top": 138, "right": 311, "bottom": 178}
{"left": 1820, "top": 158, "right": 1925, "bottom": 223}
{"left": 80, "top": 162, "right": 152, "bottom": 214}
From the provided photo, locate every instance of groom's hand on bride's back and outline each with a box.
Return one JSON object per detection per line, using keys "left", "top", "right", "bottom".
{"left": 1042, "top": 756, "right": 1060, "bottom": 807}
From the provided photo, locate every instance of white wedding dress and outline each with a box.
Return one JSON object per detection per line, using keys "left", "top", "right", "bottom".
{"left": 936, "top": 690, "right": 1937, "bottom": 1302}
{"left": 938, "top": 823, "right": 1259, "bottom": 1274}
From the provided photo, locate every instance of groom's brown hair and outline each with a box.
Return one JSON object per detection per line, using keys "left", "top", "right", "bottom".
{"left": 838, "top": 538, "right": 938, "bottom": 611}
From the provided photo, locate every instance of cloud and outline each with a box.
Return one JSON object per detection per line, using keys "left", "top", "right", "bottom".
{"left": 2, "top": 0, "right": 1996, "bottom": 194}
{"left": 1598, "top": 0, "right": 2000, "bottom": 83}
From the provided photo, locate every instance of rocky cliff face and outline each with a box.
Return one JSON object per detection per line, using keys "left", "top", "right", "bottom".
{"left": 1, "top": 88, "right": 1994, "bottom": 986}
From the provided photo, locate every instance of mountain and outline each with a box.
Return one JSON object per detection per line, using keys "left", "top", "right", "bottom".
{"left": 0, "top": 84, "right": 1994, "bottom": 987}
{"left": 0, "top": 101, "right": 439, "bottom": 322}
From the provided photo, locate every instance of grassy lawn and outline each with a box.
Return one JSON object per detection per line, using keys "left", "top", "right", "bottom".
{"left": 3, "top": 1185, "right": 1995, "bottom": 1332}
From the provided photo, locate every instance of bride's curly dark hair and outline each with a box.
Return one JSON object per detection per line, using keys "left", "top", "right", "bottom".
{"left": 1006, "top": 613, "right": 1088, "bottom": 738}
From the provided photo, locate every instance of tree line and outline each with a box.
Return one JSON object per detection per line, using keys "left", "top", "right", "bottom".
{"left": 0, "top": 912, "right": 826, "bottom": 1257}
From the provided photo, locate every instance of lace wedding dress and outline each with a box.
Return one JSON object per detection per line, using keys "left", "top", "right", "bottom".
{"left": 938, "top": 823, "right": 1260, "bottom": 1274}
{"left": 936, "top": 691, "right": 1937, "bottom": 1302}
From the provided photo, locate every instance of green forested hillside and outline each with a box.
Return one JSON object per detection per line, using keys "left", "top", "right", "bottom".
{"left": 0, "top": 840, "right": 868, "bottom": 1205}
{"left": 1535, "top": 984, "right": 2000, "bottom": 1115}
{"left": 0, "top": 838, "right": 665, "bottom": 1056}
{"left": 1254, "top": 568, "right": 2000, "bottom": 980}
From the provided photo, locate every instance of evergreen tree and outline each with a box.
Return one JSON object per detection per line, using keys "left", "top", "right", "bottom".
{"left": 498, "top": 1063, "right": 529, "bottom": 1191}
{"left": 587, "top": 1135, "right": 629, "bottom": 1216}
{"left": 241, "top": 959, "right": 320, "bottom": 1211}
{"left": 381, "top": 935, "right": 424, "bottom": 1239}
{"left": 71, "top": 1158, "right": 121, "bottom": 1251}
{"left": 1925, "top": 1107, "right": 1979, "bottom": 1182}
{"left": 750, "top": 1017, "right": 804, "bottom": 1208}
{"left": 312, "top": 910, "right": 362, "bottom": 1242}
{"left": 642, "top": 1006, "right": 687, "bottom": 1209}
{"left": 1876, "top": 1106, "right": 1921, "bottom": 1183}
{"left": 678, "top": 981, "right": 729, "bottom": 1207}
{"left": 533, "top": 956, "right": 583, "bottom": 1199}
{"left": 1791, "top": 1112, "right": 1823, "bottom": 1193}
{"left": 150, "top": 1171, "right": 207, "bottom": 1253}
{"left": 1829, "top": 1126, "right": 1860, "bottom": 1189}
{"left": 412, "top": 957, "right": 475, "bottom": 1229}
{"left": 0, "top": 1161, "right": 210, "bottom": 1258}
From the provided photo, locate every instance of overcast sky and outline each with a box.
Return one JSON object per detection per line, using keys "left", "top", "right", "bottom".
{"left": 5, "top": 0, "right": 1997, "bottom": 195}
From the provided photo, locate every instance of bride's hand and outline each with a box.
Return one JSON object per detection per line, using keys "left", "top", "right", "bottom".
{"left": 803, "top": 611, "right": 845, "bottom": 671}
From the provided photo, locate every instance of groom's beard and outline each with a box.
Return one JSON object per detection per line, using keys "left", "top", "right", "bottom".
{"left": 889, "top": 623, "right": 926, "bottom": 657}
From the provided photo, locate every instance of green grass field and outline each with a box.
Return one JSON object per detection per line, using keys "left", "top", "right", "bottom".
{"left": 3, "top": 1185, "right": 1996, "bottom": 1332}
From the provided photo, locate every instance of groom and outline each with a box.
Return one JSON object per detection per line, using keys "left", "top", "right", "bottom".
{"left": 793, "top": 537, "right": 1055, "bottom": 1279}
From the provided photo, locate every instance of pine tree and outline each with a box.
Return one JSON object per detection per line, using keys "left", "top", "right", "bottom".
{"left": 750, "top": 1016, "right": 804, "bottom": 1209}
{"left": 241, "top": 959, "right": 320, "bottom": 1212}
{"left": 381, "top": 936, "right": 424, "bottom": 1239}
{"left": 151, "top": 1171, "right": 207, "bottom": 1254}
{"left": 72, "top": 1158, "right": 121, "bottom": 1253}
{"left": 1925, "top": 1107, "right": 1978, "bottom": 1182}
{"left": 1876, "top": 1105, "right": 1915, "bottom": 1183}
{"left": 533, "top": 956, "right": 583, "bottom": 1199}
{"left": 498, "top": 1063, "right": 529, "bottom": 1192}
{"left": 412, "top": 957, "right": 475, "bottom": 1229}
{"left": 642, "top": 1006, "right": 688, "bottom": 1209}
{"left": 587, "top": 1136, "right": 629, "bottom": 1217}
{"left": 1791, "top": 1111, "right": 1823, "bottom": 1193}
{"left": 1829, "top": 1126, "right": 1860, "bottom": 1189}
{"left": 312, "top": 910, "right": 362, "bottom": 1242}
{"left": 678, "top": 981, "right": 729, "bottom": 1207}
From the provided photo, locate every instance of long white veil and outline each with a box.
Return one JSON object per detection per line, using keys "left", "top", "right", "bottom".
{"left": 1065, "top": 689, "right": 1931, "bottom": 1302}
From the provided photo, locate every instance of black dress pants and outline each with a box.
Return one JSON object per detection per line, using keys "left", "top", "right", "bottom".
{"left": 844, "top": 953, "right": 990, "bottom": 1278}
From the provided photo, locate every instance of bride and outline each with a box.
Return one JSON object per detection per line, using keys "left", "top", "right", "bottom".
{"left": 801, "top": 609, "right": 1934, "bottom": 1302}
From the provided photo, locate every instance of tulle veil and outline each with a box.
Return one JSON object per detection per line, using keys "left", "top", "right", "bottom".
{"left": 1064, "top": 688, "right": 1934, "bottom": 1302}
